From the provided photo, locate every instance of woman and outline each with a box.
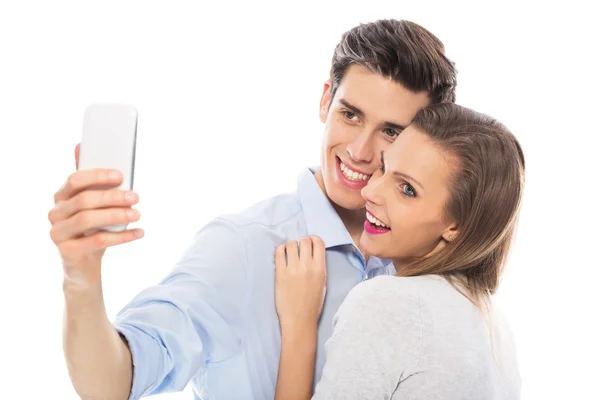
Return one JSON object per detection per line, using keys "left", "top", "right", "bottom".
{"left": 274, "top": 103, "right": 524, "bottom": 399}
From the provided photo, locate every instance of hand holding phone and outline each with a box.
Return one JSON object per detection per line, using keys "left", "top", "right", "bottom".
{"left": 48, "top": 104, "right": 142, "bottom": 289}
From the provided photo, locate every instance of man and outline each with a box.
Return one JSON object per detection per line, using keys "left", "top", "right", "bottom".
{"left": 49, "top": 19, "right": 456, "bottom": 399}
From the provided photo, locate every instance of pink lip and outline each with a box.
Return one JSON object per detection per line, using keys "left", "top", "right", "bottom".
{"left": 335, "top": 157, "right": 370, "bottom": 190}
{"left": 364, "top": 219, "right": 390, "bottom": 235}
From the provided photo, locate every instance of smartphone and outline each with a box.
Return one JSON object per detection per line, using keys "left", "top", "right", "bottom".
{"left": 78, "top": 103, "right": 138, "bottom": 232}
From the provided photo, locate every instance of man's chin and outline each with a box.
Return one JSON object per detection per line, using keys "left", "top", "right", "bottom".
{"left": 328, "top": 188, "right": 366, "bottom": 211}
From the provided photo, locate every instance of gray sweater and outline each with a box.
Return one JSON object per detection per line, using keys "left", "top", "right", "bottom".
{"left": 313, "top": 275, "right": 521, "bottom": 399}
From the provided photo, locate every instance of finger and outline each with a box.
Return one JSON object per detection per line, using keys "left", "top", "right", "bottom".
{"left": 50, "top": 207, "right": 140, "bottom": 244}
{"left": 299, "top": 237, "right": 312, "bottom": 268}
{"left": 54, "top": 169, "right": 123, "bottom": 204}
{"left": 285, "top": 240, "right": 299, "bottom": 269}
{"left": 275, "top": 244, "right": 286, "bottom": 273}
{"left": 310, "top": 235, "right": 326, "bottom": 266}
{"left": 311, "top": 236, "right": 327, "bottom": 288}
{"left": 59, "top": 228, "right": 145, "bottom": 255}
{"left": 75, "top": 143, "right": 80, "bottom": 169}
{"left": 49, "top": 189, "right": 139, "bottom": 224}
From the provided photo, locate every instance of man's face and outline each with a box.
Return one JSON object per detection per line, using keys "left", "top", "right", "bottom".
{"left": 318, "top": 65, "right": 431, "bottom": 211}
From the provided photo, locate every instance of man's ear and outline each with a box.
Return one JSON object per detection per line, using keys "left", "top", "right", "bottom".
{"left": 319, "top": 80, "right": 332, "bottom": 123}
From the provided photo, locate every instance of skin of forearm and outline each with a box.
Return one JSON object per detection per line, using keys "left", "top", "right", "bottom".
{"left": 275, "top": 323, "right": 318, "bottom": 400}
{"left": 63, "top": 281, "right": 133, "bottom": 400}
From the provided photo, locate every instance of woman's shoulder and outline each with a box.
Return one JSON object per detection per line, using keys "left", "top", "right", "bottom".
{"left": 347, "top": 274, "right": 454, "bottom": 303}
{"left": 338, "top": 275, "right": 433, "bottom": 325}
{"left": 341, "top": 274, "right": 470, "bottom": 321}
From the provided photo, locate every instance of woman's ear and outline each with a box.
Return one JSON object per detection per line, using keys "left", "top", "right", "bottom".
{"left": 442, "top": 223, "right": 459, "bottom": 242}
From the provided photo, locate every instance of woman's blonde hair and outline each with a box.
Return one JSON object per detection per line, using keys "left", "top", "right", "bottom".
{"left": 397, "top": 103, "right": 526, "bottom": 308}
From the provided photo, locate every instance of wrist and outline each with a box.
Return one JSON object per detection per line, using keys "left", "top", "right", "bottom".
{"left": 280, "top": 322, "right": 318, "bottom": 343}
{"left": 63, "top": 276, "right": 104, "bottom": 309}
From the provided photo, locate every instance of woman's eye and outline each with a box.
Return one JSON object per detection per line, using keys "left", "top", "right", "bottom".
{"left": 401, "top": 183, "right": 417, "bottom": 197}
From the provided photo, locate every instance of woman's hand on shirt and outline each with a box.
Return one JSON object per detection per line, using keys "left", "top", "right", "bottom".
{"left": 275, "top": 236, "right": 327, "bottom": 332}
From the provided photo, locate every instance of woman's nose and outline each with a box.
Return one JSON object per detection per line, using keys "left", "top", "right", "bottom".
{"left": 361, "top": 175, "right": 383, "bottom": 205}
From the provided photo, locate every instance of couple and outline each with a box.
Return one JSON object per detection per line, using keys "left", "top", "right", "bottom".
{"left": 50, "top": 19, "right": 523, "bottom": 399}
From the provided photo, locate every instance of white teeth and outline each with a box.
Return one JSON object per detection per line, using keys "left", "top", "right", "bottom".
{"left": 366, "top": 212, "right": 390, "bottom": 229}
{"left": 339, "top": 161, "right": 370, "bottom": 181}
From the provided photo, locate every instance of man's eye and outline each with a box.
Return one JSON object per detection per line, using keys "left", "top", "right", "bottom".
{"left": 343, "top": 111, "right": 357, "bottom": 120}
{"left": 384, "top": 128, "right": 399, "bottom": 138}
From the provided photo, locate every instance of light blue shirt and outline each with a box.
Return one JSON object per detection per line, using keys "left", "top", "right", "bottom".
{"left": 113, "top": 168, "right": 394, "bottom": 400}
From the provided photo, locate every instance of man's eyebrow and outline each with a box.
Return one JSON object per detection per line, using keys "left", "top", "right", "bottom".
{"left": 382, "top": 121, "right": 407, "bottom": 132}
{"left": 340, "top": 99, "right": 407, "bottom": 131}
{"left": 339, "top": 99, "right": 365, "bottom": 118}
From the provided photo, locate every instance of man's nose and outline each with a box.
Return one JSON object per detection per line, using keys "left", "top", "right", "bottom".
{"left": 347, "top": 130, "right": 375, "bottom": 164}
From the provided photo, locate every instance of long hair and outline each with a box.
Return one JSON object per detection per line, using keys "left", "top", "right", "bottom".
{"left": 398, "top": 103, "right": 526, "bottom": 308}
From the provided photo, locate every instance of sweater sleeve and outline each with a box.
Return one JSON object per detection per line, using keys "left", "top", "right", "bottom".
{"left": 312, "top": 276, "right": 423, "bottom": 400}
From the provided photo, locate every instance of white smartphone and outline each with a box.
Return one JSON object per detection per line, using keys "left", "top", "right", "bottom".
{"left": 78, "top": 103, "right": 138, "bottom": 232}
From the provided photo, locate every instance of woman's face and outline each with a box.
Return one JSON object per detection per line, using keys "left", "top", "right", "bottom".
{"left": 359, "top": 126, "right": 459, "bottom": 266}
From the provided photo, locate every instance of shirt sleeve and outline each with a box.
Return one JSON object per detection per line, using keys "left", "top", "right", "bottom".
{"left": 113, "top": 218, "right": 250, "bottom": 400}
{"left": 312, "top": 276, "right": 423, "bottom": 400}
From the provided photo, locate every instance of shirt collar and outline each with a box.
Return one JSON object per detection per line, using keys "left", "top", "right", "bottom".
{"left": 297, "top": 167, "right": 354, "bottom": 249}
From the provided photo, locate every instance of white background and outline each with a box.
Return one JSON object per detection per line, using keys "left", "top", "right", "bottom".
{"left": 1, "top": 1, "right": 598, "bottom": 399}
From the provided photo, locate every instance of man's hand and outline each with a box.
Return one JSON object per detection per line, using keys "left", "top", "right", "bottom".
{"left": 48, "top": 143, "right": 143, "bottom": 290}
